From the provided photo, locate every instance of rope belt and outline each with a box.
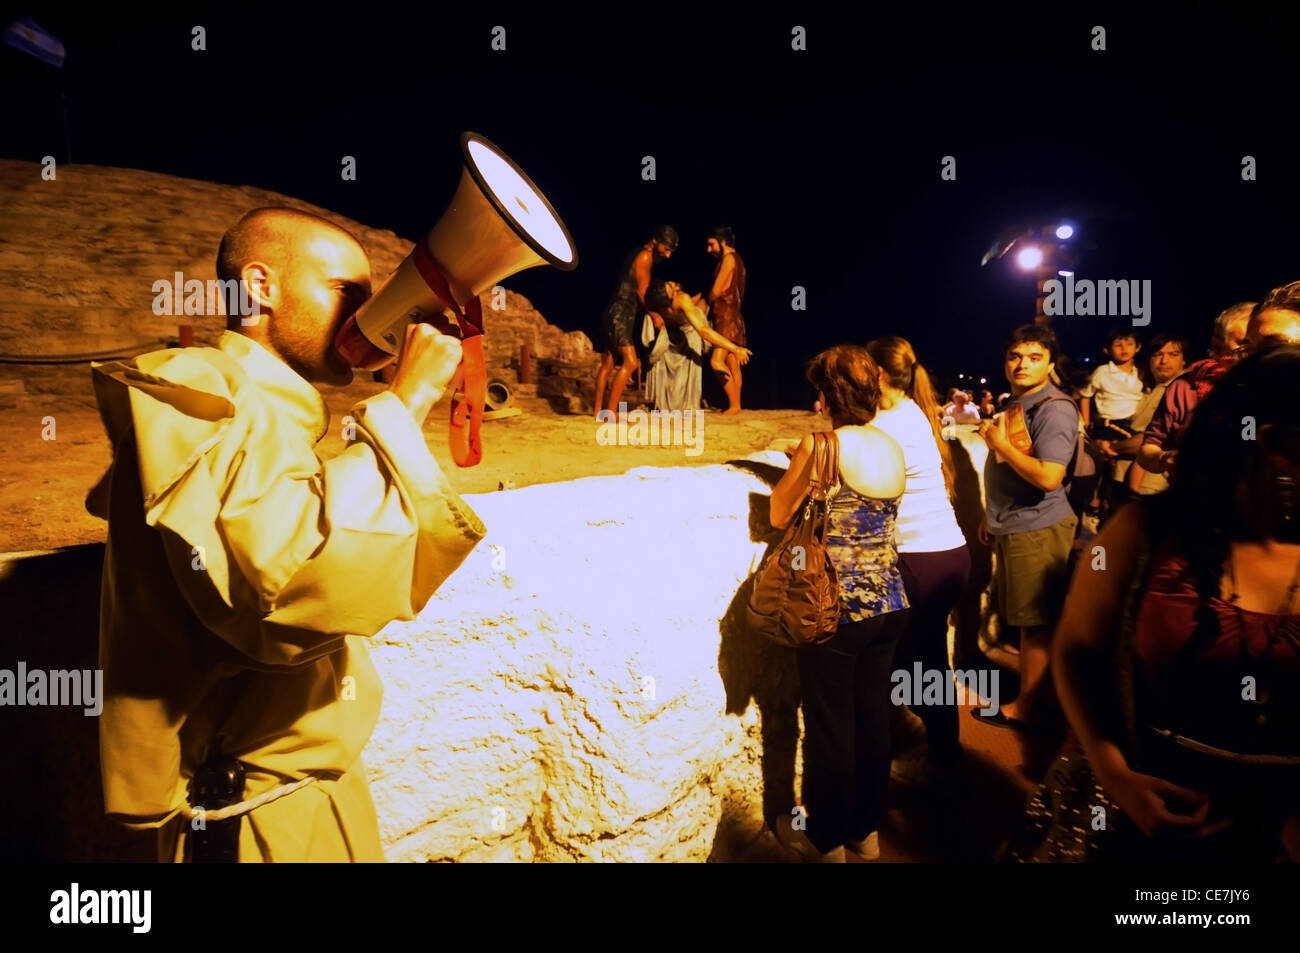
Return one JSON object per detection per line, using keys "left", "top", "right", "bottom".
{"left": 184, "top": 775, "right": 319, "bottom": 822}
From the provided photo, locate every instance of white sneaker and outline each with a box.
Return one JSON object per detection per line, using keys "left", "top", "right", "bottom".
{"left": 774, "top": 821, "right": 845, "bottom": 863}
{"left": 846, "top": 831, "right": 880, "bottom": 861}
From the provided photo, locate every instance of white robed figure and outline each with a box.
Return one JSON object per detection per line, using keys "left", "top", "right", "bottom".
{"left": 641, "top": 299, "right": 710, "bottom": 412}
{"left": 641, "top": 279, "right": 753, "bottom": 413}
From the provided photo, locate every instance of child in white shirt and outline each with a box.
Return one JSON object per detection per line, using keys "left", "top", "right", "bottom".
{"left": 1080, "top": 330, "right": 1143, "bottom": 440}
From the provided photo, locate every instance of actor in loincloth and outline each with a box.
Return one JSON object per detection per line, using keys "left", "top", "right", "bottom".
{"left": 706, "top": 226, "right": 747, "bottom": 413}
{"left": 594, "top": 225, "right": 677, "bottom": 418}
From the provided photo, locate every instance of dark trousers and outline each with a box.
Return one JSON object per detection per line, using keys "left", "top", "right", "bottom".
{"left": 797, "top": 610, "right": 909, "bottom": 853}
{"left": 896, "top": 546, "right": 972, "bottom": 762}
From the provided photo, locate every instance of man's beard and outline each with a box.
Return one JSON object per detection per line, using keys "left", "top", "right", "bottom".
{"left": 652, "top": 250, "right": 667, "bottom": 264}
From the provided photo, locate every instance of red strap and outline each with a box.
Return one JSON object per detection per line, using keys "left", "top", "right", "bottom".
{"left": 410, "top": 241, "right": 486, "bottom": 467}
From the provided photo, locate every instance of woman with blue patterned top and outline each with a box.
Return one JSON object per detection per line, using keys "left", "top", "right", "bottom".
{"left": 769, "top": 344, "right": 910, "bottom": 862}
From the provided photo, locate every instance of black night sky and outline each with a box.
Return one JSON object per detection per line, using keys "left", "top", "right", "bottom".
{"left": 4, "top": 6, "right": 1298, "bottom": 410}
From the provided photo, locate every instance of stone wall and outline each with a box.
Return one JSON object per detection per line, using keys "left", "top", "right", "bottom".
{"left": 0, "top": 159, "right": 592, "bottom": 398}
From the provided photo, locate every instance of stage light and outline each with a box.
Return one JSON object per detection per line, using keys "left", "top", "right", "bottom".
{"left": 1058, "top": 270, "right": 1074, "bottom": 278}
{"left": 1055, "top": 224, "right": 1074, "bottom": 240}
{"left": 1016, "top": 246, "right": 1043, "bottom": 270}
{"left": 980, "top": 377, "right": 987, "bottom": 384}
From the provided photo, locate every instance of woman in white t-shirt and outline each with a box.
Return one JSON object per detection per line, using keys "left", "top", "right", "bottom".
{"left": 867, "top": 337, "right": 972, "bottom": 777}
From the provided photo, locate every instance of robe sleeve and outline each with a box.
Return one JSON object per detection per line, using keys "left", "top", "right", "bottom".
{"left": 145, "top": 385, "right": 486, "bottom": 669}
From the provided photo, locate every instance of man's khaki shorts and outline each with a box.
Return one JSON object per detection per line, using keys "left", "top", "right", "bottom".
{"left": 994, "top": 514, "right": 1078, "bottom": 629}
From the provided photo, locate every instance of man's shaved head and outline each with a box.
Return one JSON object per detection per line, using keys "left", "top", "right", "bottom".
{"left": 217, "top": 207, "right": 360, "bottom": 283}
{"left": 216, "top": 206, "right": 371, "bottom": 385}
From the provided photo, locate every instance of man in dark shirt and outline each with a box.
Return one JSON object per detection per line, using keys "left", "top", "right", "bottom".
{"left": 592, "top": 225, "right": 677, "bottom": 418}
{"left": 976, "top": 324, "right": 1079, "bottom": 728}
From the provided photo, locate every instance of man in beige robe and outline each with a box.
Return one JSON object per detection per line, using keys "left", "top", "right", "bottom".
{"left": 85, "top": 207, "right": 486, "bottom": 861}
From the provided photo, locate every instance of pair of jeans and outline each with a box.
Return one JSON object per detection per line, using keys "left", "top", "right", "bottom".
{"left": 896, "top": 546, "right": 973, "bottom": 762}
{"left": 796, "top": 610, "right": 909, "bottom": 854}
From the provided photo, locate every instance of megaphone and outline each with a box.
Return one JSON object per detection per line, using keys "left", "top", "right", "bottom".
{"left": 334, "top": 132, "right": 577, "bottom": 467}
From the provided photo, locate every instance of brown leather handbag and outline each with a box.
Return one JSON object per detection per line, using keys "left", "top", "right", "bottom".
{"left": 746, "top": 431, "right": 842, "bottom": 648}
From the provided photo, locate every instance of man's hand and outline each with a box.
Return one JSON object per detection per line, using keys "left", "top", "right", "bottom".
{"left": 389, "top": 322, "right": 463, "bottom": 426}
{"left": 1095, "top": 439, "right": 1119, "bottom": 461}
{"left": 732, "top": 346, "right": 752, "bottom": 366}
{"left": 651, "top": 312, "right": 665, "bottom": 331}
{"left": 977, "top": 516, "right": 992, "bottom": 548}
{"left": 977, "top": 418, "right": 1008, "bottom": 455}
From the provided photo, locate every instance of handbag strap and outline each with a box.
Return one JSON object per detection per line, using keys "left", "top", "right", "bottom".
{"left": 808, "top": 430, "right": 840, "bottom": 540}
{"left": 826, "top": 430, "right": 841, "bottom": 497}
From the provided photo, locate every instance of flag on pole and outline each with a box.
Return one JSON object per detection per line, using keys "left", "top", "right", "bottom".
{"left": 3, "top": 17, "right": 66, "bottom": 69}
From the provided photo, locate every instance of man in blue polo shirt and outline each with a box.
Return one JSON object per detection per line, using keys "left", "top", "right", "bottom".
{"left": 975, "top": 324, "right": 1079, "bottom": 729}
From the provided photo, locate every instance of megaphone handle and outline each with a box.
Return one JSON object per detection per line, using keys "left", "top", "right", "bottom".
{"left": 409, "top": 239, "right": 486, "bottom": 467}
{"left": 449, "top": 335, "right": 486, "bottom": 467}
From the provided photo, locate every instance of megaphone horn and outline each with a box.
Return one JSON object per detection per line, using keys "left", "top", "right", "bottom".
{"left": 333, "top": 132, "right": 577, "bottom": 467}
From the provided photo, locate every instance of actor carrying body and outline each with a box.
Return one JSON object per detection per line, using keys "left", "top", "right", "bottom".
{"left": 643, "top": 278, "right": 752, "bottom": 382}
{"left": 86, "top": 207, "right": 487, "bottom": 862}
{"left": 593, "top": 225, "right": 678, "bottom": 418}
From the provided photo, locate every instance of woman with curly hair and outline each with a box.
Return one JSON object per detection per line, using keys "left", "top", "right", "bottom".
{"left": 768, "top": 344, "right": 909, "bottom": 862}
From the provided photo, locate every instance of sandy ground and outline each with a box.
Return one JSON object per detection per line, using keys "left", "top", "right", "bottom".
{"left": 0, "top": 382, "right": 819, "bottom": 553}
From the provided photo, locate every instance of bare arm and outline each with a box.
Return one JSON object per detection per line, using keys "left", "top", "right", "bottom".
{"left": 769, "top": 434, "right": 816, "bottom": 529}
{"left": 1055, "top": 503, "right": 1218, "bottom": 836}
{"left": 1053, "top": 502, "right": 1143, "bottom": 778}
{"left": 1138, "top": 442, "right": 1176, "bottom": 474}
{"left": 1080, "top": 395, "right": 1092, "bottom": 428}
{"left": 1002, "top": 444, "right": 1067, "bottom": 491}
{"left": 980, "top": 419, "right": 1068, "bottom": 492}
{"left": 676, "top": 293, "right": 750, "bottom": 361}
{"left": 634, "top": 249, "right": 652, "bottom": 307}
{"left": 633, "top": 249, "right": 665, "bottom": 327}
{"left": 1111, "top": 431, "right": 1145, "bottom": 456}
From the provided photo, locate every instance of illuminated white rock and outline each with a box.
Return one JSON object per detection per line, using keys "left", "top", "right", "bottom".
{"left": 364, "top": 461, "right": 784, "bottom": 862}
